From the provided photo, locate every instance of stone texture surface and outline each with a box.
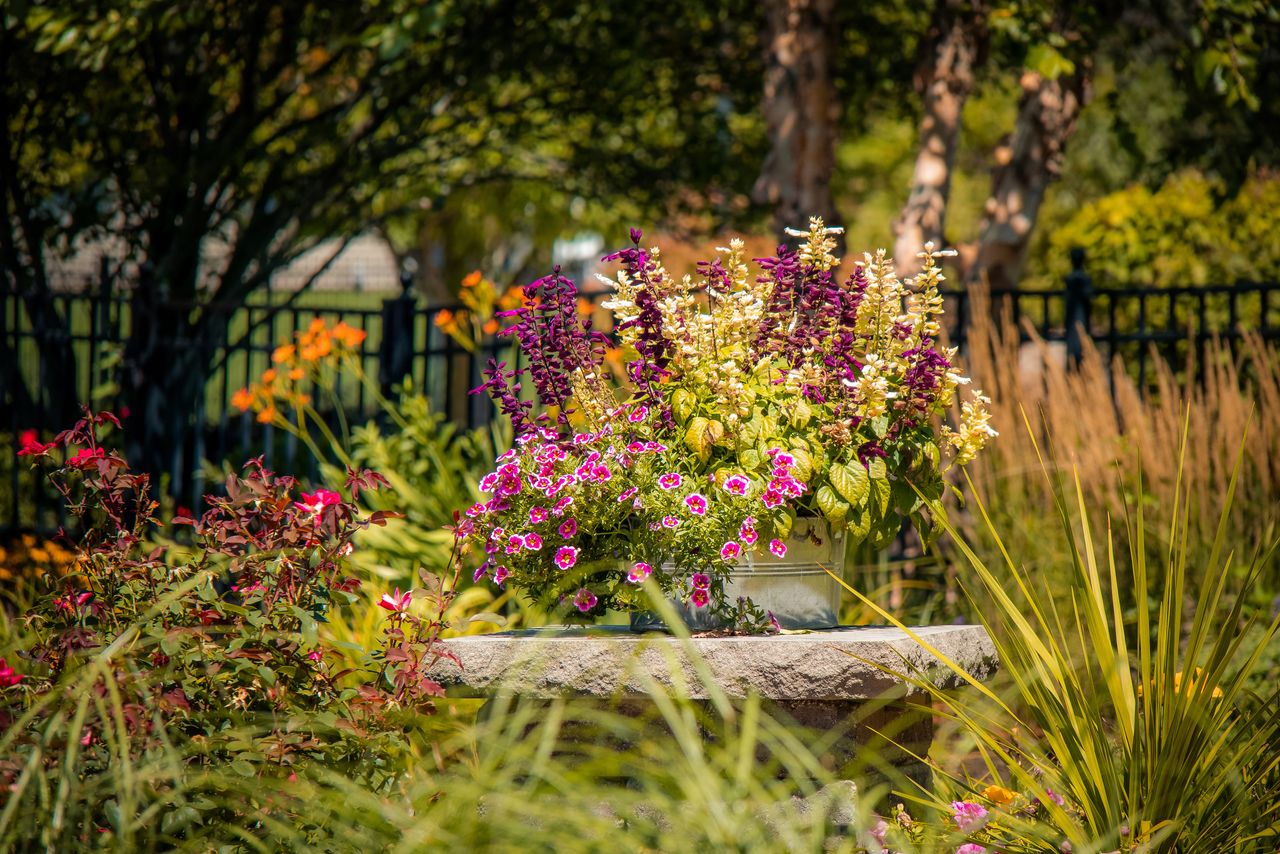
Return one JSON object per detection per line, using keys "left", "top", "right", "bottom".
{"left": 425, "top": 624, "right": 998, "bottom": 700}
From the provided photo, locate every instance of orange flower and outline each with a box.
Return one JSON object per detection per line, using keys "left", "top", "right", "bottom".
{"left": 483, "top": 318, "right": 500, "bottom": 335}
{"left": 231, "top": 388, "right": 254, "bottom": 412}
{"left": 982, "top": 785, "right": 1016, "bottom": 805}
{"left": 272, "top": 344, "right": 296, "bottom": 364}
{"left": 331, "top": 321, "right": 366, "bottom": 348}
{"left": 462, "top": 270, "right": 484, "bottom": 289}
{"left": 288, "top": 367, "right": 305, "bottom": 380}
{"left": 299, "top": 337, "right": 332, "bottom": 362}
{"left": 256, "top": 407, "right": 277, "bottom": 424}
{"left": 577, "top": 297, "right": 593, "bottom": 316}
{"left": 434, "top": 309, "right": 455, "bottom": 328}
{"left": 262, "top": 368, "right": 278, "bottom": 384}
{"left": 306, "top": 318, "right": 327, "bottom": 335}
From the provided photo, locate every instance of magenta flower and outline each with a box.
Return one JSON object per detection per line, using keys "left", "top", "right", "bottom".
{"left": 523, "top": 532, "right": 543, "bottom": 551}
{"left": 628, "top": 561, "right": 653, "bottom": 583}
{"left": 769, "top": 539, "right": 787, "bottom": 558}
{"left": 767, "top": 448, "right": 795, "bottom": 468}
{"left": 296, "top": 488, "right": 341, "bottom": 517}
{"left": 691, "top": 572, "right": 711, "bottom": 589}
{"left": 761, "top": 489, "right": 784, "bottom": 509}
{"left": 505, "top": 534, "right": 525, "bottom": 554}
{"left": 627, "top": 441, "right": 646, "bottom": 453}
{"left": 479, "top": 472, "right": 499, "bottom": 492}
{"left": 559, "top": 518, "right": 578, "bottom": 538}
{"left": 466, "top": 502, "right": 487, "bottom": 518}
{"left": 720, "top": 541, "right": 741, "bottom": 560}
{"left": 740, "top": 525, "right": 759, "bottom": 545}
{"left": 662, "top": 515, "right": 679, "bottom": 528}
{"left": 573, "top": 587, "right": 598, "bottom": 612}
{"left": 593, "top": 464, "right": 612, "bottom": 481}
{"left": 618, "top": 486, "right": 639, "bottom": 503}
{"left": 377, "top": 588, "right": 412, "bottom": 614}
{"left": 0, "top": 657, "right": 24, "bottom": 688}
{"left": 1042, "top": 789, "right": 1066, "bottom": 807}
{"left": 493, "top": 565, "right": 510, "bottom": 585}
{"left": 955, "top": 846, "right": 988, "bottom": 854}
{"left": 555, "top": 546, "right": 579, "bottom": 570}
{"left": 628, "top": 405, "right": 648, "bottom": 423}
{"left": 690, "top": 588, "right": 710, "bottom": 608}
{"left": 684, "top": 493, "right": 708, "bottom": 515}
{"left": 552, "top": 495, "right": 574, "bottom": 516}
{"left": 529, "top": 506, "right": 548, "bottom": 524}
{"left": 722, "top": 474, "right": 751, "bottom": 496}
{"left": 658, "top": 472, "right": 683, "bottom": 490}
{"left": 473, "top": 563, "right": 490, "bottom": 583}
{"left": 951, "top": 801, "right": 989, "bottom": 833}
{"left": 644, "top": 441, "right": 667, "bottom": 452}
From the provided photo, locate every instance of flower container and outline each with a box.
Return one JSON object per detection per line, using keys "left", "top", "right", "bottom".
{"left": 630, "top": 518, "right": 846, "bottom": 632}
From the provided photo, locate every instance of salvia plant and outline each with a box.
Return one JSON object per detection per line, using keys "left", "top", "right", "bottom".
{"left": 466, "top": 218, "right": 994, "bottom": 625}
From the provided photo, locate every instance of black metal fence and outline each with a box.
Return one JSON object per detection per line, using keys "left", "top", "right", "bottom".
{"left": 4, "top": 271, "right": 1280, "bottom": 535}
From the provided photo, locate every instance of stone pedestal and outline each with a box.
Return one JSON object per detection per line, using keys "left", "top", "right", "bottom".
{"left": 426, "top": 625, "right": 998, "bottom": 792}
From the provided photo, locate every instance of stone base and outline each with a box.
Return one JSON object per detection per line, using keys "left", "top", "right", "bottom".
{"left": 430, "top": 625, "right": 997, "bottom": 800}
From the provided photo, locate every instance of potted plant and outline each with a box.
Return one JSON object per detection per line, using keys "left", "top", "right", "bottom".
{"left": 460, "top": 219, "right": 994, "bottom": 632}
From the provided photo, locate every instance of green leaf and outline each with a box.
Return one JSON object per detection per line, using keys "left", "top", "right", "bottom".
{"left": 815, "top": 485, "right": 849, "bottom": 524}
{"left": 829, "top": 461, "right": 870, "bottom": 508}
{"left": 1026, "top": 43, "right": 1075, "bottom": 80}
{"left": 684, "top": 417, "right": 722, "bottom": 463}
{"left": 739, "top": 447, "right": 762, "bottom": 472}
{"left": 846, "top": 508, "right": 871, "bottom": 546}
{"left": 789, "top": 447, "right": 815, "bottom": 482}
{"left": 791, "top": 398, "right": 812, "bottom": 428}
{"left": 868, "top": 458, "right": 891, "bottom": 517}
{"left": 672, "top": 388, "right": 695, "bottom": 424}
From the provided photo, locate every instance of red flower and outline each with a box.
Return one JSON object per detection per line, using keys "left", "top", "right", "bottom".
{"left": 296, "top": 489, "right": 342, "bottom": 517}
{"left": 0, "top": 657, "right": 23, "bottom": 688}
{"left": 377, "top": 587, "right": 412, "bottom": 613}
{"left": 67, "top": 447, "right": 106, "bottom": 467}
{"left": 16, "top": 429, "right": 56, "bottom": 457}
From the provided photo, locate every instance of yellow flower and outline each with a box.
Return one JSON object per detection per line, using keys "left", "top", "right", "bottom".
{"left": 982, "top": 785, "right": 1016, "bottom": 805}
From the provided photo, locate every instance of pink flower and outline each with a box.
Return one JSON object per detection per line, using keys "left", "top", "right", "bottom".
{"left": 627, "top": 441, "right": 646, "bottom": 453}
{"left": 552, "top": 495, "right": 574, "bottom": 516}
{"left": 628, "top": 405, "right": 648, "bottom": 423}
{"left": 523, "top": 532, "right": 543, "bottom": 551}
{"left": 529, "top": 506, "right": 548, "bottom": 524}
{"left": 592, "top": 464, "right": 612, "bottom": 481}
{"left": 573, "top": 588, "right": 598, "bottom": 612}
{"left": 722, "top": 474, "right": 751, "bottom": 496}
{"left": 740, "top": 525, "right": 758, "bottom": 545}
{"left": 662, "top": 515, "right": 680, "bottom": 529}
{"left": 16, "top": 430, "right": 55, "bottom": 457}
{"left": 296, "top": 488, "right": 341, "bottom": 517}
{"left": 466, "top": 502, "right": 487, "bottom": 517}
{"left": 618, "top": 487, "right": 639, "bottom": 503}
{"left": 690, "top": 588, "right": 710, "bottom": 608}
{"left": 559, "top": 518, "right": 578, "bottom": 539}
{"left": 627, "top": 562, "right": 653, "bottom": 583}
{"left": 720, "top": 541, "right": 741, "bottom": 560}
{"left": 377, "top": 588, "right": 412, "bottom": 614}
{"left": 951, "top": 801, "right": 989, "bottom": 833}
{"left": 761, "top": 489, "right": 784, "bottom": 509}
{"left": 67, "top": 447, "right": 106, "bottom": 468}
{"left": 493, "top": 565, "right": 510, "bottom": 585}
{"left": 479, "top": 472, "right": 499, "bottom": 492}
{"left": 505, "top": 534, "right": 525, "bottom": 554}
{"left": 658, "top": 472, "right": 683, "bottom": 490}
{"left": 869, "top": 818, "right": 887, "bottom": 846}
{"left": 644, "top": 441, "right": 667, "bottom": 452}
{"left": 767, "top": 448, "right": 795, "bottom": 468}
{"left": 572, "top": 432, "right": 592, "bottom": 445}
{"left": 691, "top": 572, "right": 710, "bottom": 589}
{"left": 769, "top": 539, "right": 788, "bottom": 558}
{"left": 956, "top": 845, "right": 988, "bottom": 854}
{"left": 684, "top": 493, "right": 708, "bottom": 515}
{"left": 1042, "top": 789, "right": 1066, "bottom": 807}
{"left": 555, "top": 546, "right": 579, "bottom": 570}
{"left": 0, "top": 657, "right": 23, "bottom": 688}
{"left": 473, "top": 563, "right": 490, "bottom": 583}
{"left": 308, "top": 650, "right": 323, "bottom": 662}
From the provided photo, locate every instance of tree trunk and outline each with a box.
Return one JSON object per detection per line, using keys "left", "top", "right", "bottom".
{"left": 967, "top": 67, "right": 1089, "bottom": 291}
{"left": 892, "top": 0, "right": 987, "bottom": 277}
{"left": 752, "top": 0, "right": 841, "bottom": 244}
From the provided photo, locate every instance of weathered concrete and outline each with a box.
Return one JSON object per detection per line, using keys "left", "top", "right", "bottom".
{"left": 427, "top": 624, "right": 999, "bottom": 797}
{"left": 425, "top": 624, "right": 998, "bottom": 700}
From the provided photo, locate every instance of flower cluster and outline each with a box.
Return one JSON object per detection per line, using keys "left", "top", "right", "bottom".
{"left": 231, "top": 317, "right": 367, "bottom": 422}
{"left": 434, "top": 269, "right": 525, "bottom": 352}
{"left": 469, "top": 220, "right": 994, "bottom": 621}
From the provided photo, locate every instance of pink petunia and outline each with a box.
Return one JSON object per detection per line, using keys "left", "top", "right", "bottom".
{"left": 955, "top": 845, "right": 988, "bottom": 854}
{"left": 761, "top": 489, "right": 785, "bottom": 509}
{"left": 658, "top": 472, "right": 683, "bottom": 490}
{"left": 722, "top": 474, "right": 751, "bottom": 496}
{"left": 720, "top": 541, "right": 741, "bottom": 560}
{"left": 691, "top": 572, "right": 710, "bottom": 589}
{"left": 617, "top": 486, "right": 639, "bottom": 503}
{"left": 951, "top": 801, "right": 989, "bottom": 833}
{"left": 573, "top": 587, "right": 598, "bottom": 612}
{"left": 555, "top": 546, "right": 579, "bottom": 570}
{"left": 479, "top": 472, "right": 499, "bottom": 492}
{"left": 769, "top": 539, "right": 787, "bottom": 558}
{"left": 523, "top": 532, "right": 543, "bottom": 551}
{"left": 627, "top": 562, "right": 653, "bottom": 583}
{"left": 493, "top": 565, "right": 510, "bottom": 585}
{"left": 684, "top": 493, "right": 708, "bottom": 516}
{"left": 0, "top": 657, "right": 24, "bottom": 688}
{"left": 553, "top": 495, "right": 574, "bottom": 516}
{"left": 740, "top": 526, "right": 759, "bottom": 545}
{"left": 529, "top": 506, "right": 548, "bottom": 524}
{"left": 627, "top": 441, "right": 646, "bottom": 453}
{"left": 628, "top": 405, "right": 648, "bottom": 423}
{"left": 662, "top": 515, "right": 680, "bottom": 529}
{"left": 690, "top": 588, "right": 710, "bottom": 608}
{"left": 559, "top": 518, "right": 578, "bottom": 538}
{"left": 505, "top": 534, "right": 525, "bottom": 554}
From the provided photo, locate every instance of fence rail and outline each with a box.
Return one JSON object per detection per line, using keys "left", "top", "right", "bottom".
{"left": 4, "top": 272, "right": 1280, "bottom": 535}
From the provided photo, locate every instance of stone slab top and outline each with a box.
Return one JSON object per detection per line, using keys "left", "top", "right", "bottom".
{"left": 425, "top": 624, "right": 998, "bottom": 701}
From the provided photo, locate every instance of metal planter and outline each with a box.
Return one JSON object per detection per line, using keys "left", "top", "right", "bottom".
{"left": 630, "top": 517, "right": 846, "bottom": 632}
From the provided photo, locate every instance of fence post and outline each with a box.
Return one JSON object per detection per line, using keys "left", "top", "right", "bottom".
{"left": 1063, "top": 247, "right": 1093, "bottom": 368}
{"left": 379, "top": 267, "right": 417, "bottom": 400}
